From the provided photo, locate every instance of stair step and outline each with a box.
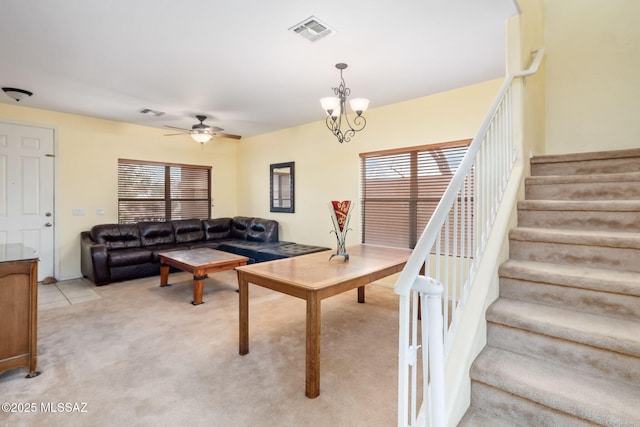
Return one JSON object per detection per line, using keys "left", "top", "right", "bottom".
{"left": 458, "top": 406, "right": 519, "bottom": 427}
{"left": 531, "top": 148, "right": 640, "bottom": 176}
{"left": 525, "top": 171, "right": 640, "bottom": 201}
{"left": 470, "top": 346, "right": 640, "bottom": 426}
{"left": 509, "top": 227, "right": 640, "bottom": 272}
{"left": 517, "top": 200, "right": 640, "bottom": 232}
{"left": 487, "top": 299, "right": 640, "bottom": 385}
{"left": 499, "top": 259, "right": 640, "bottom": 320}
{"left": 469, "top": 381, "right": 600, "bottom": 426}
{"left": 488, "top": 298, "right": 640, "bottom": 358}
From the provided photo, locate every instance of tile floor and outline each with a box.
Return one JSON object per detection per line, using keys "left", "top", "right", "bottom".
{"left": 38, "top": 278, "right": 101, "bottom": 310}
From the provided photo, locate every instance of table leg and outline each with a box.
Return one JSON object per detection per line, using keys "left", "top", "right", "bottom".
{"left": 192, "top": 273, "right": 206, "bottom": 305}
{"left": 358, "top": 285, "right": 365, "bottom": 303}
{"left": 160, "top": 264, "right": 170, "bottom": 287}
{"left": 306, "top": 292, "right": 321, "bottom": 398}
{"left": 238, "top": 272, "right": 249, "bottom": 355}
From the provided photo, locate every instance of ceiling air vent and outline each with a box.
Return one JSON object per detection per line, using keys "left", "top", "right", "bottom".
{"left": 138, "top": 108, "right": 165, "bottom": 117}
{"left": 289, "top": 16, "right": 334, "bottom": 42}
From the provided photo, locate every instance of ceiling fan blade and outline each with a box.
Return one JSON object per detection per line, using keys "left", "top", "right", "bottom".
{"left": 214, "top": 132, "right": 242, "bottom": 140}
{"left": 164, "top": 125, "right": 191, "bottom": 131}
{"left": 164, "top": 118, "right": 239, "bottom": 140}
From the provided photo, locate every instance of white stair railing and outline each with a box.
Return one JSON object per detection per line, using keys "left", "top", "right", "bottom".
{"left": 395, "top": 49, "right": 545, "bottom": 427}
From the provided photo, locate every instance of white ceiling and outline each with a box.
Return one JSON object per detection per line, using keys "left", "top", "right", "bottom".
{"left": 0, "top": 0, "right": 518, "bottom": 139}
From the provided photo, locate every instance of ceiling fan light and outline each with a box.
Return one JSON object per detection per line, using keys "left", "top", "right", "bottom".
{"left": 190, "top": 132, "right": 213, "bottom": 144}
{"left": 2, "top": 87, "right": 33, "bottom": 102}
{"left": 349, "top": 98, "right": 369, "bottom": 115}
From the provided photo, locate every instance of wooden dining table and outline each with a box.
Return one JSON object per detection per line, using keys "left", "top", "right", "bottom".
{"left": 236, "top": 244, "right": 411, "bottom": 398}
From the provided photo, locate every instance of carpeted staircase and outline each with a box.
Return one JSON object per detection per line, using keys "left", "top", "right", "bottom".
{"left": 459, "top": 148, "right": 640, "bottom": 426}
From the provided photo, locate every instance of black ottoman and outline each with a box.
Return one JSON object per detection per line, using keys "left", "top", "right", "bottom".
{"left": 257, "top": 243, "right": 331, "bottom": 262}
{"left": 217, "top": 240, "right": 293, "bottom": 263}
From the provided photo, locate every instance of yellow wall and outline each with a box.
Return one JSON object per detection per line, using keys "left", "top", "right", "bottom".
{"left": 237, "top": 79, "right": 502, "bottom": 250}
{"left": 545, "top": 0, "right": 640, "bottom": 154}
{"left": 0, "top": 79, "right": 501, "bottom": 280}
{"left": 0, "top": 104, "right": 239, "bottom": 279}
{"left": 518, "top": 0, "right": 546, "bottom": 163}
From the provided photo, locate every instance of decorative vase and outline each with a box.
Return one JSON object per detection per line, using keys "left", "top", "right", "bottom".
{"left": 329, "top": 200, "right": 353, "bottom": 261}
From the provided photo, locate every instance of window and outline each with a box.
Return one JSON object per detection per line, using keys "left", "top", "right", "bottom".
{"left": 118, "top": 159, "right": 211, "bottom": 223}
{"left": 360, "top": 140, "right": 471, "bottom": 249}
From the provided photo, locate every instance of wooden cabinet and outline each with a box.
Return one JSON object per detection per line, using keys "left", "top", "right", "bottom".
{"left": 0, "top": 243, "right": 40, "bottom": 378}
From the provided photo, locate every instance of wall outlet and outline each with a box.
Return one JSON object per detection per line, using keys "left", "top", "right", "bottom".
{"left": 96, "top": 208, "right": 105, "bottom": 216}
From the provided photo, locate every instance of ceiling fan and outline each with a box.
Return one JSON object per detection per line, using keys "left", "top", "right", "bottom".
{"left": 164, "top": 115, "right": 241, "bottom": 143}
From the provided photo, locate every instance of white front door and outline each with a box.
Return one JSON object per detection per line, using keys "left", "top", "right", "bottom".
{"left": 0, "top": 122, "right": 55, "bottom": 281}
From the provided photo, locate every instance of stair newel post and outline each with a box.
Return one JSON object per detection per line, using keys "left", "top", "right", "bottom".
{"left": 415, "top": 275, "right": 446, "bottom": 427}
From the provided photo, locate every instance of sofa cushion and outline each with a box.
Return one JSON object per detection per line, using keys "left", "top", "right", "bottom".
{"left": 247, "top": 218, "right": 279, "bottom": 242}
{"left": 108, "top": 248, "right": 153, "bottom": 268}
{"left": 91, "top": 224, "right": 141, "bottom": 250}
{"left": 138, "top": 221, "right": 175, "bottom": 247}
{"left": 173, "top": 219, "right": 204, "bottom": 244}
{"left": 230, "top": 216, "right": 252, "bottom": 240}
{"left": 202, "top": 217, "right": 232, "bottom": 240}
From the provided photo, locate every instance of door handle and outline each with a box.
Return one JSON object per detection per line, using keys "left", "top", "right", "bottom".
{"left": 45, "top": 222, "right": 52, "bottom": 227}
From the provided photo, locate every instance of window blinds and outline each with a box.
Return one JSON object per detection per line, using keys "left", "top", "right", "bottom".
{"left": 118, "top": 159, "right": 211, "bottom": 223}
{"left": 360, "top": 140, "right": 472, "bottom": 250}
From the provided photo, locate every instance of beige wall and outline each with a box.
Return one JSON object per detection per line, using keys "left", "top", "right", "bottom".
{"left": 0, "top": 79, "right": 501, "bottom": 280}
{"left": 545, "top": 0, "right": 640, "bottom": 154}
{"left": 0, "top": 104, "right": 239, "bottom": 279}
{"left": 237, "top": 79, "right": 502, "bottom": 250}
{"left": 517, "top": 0, "right": 546, "bottom": 164}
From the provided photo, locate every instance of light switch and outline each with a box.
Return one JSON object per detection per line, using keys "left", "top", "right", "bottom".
{"left": 72, "top": 208, "right": 86, "bottom": 216}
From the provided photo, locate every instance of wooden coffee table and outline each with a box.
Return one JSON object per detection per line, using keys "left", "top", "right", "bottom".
{"left": 236, "top": 244, "right": 411, "bottom": 398}
{"left": 158, "top": 248, "right": 249, "bottom": 305}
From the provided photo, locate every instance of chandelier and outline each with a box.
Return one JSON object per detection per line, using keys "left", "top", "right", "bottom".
{"left": 320, "top": 63, "right": 369, "bottom": 143}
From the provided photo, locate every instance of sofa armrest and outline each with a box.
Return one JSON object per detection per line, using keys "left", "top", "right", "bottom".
{"left": 81, "top": 231, "right": 111, "bottom": 285}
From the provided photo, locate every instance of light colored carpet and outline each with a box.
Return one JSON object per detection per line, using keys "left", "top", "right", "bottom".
{"left": 0, "top": 271, "right": 399, "bottom": 427}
